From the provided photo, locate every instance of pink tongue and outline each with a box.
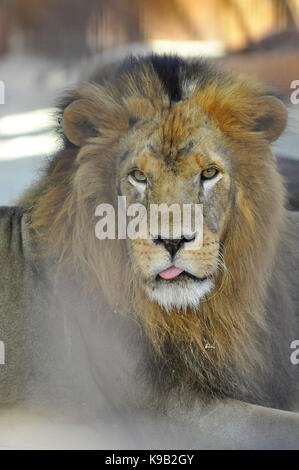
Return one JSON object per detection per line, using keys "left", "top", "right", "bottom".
{"left": 159, "top": 266, "right": 183, "bottom": 280}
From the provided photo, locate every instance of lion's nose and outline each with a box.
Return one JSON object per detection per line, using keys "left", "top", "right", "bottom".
{"left": 154, "top": 235, "right": 195, "bottom": 257}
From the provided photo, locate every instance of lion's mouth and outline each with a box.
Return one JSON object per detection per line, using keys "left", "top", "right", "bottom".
{"left": 157, "top": 266, "right": 207, "bottom": 283}
{"left": 158, "top": 266, "right": 183, "bottom": 280}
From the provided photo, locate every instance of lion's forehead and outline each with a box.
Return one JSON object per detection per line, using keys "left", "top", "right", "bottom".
{"left": 127, "top": 103, "right": 229, "bottom": 175}
{"left": 144, "top": 102, "right": 205, "bottom": 153}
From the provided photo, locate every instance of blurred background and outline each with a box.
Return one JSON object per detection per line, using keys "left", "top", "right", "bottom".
{"left": 0, "top": 0, "right": 298, "bottom": 207}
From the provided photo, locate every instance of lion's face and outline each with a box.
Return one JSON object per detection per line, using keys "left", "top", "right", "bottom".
{"left": 118, "top": 101, "right": 232, "bottom": 311}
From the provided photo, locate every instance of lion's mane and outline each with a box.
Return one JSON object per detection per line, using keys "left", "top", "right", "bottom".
{"left": 27, "top": 55, "right": 297, "bottom": 409}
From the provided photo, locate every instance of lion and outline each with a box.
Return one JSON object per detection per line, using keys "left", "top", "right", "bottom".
{"left": 0, "top": 55, "right": 299, "bottom": 448}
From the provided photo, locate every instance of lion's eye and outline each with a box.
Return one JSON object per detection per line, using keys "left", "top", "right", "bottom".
{"left": 201, "top": 167, "right": 218, "bottom": 180}
{"left": 129, "top": 169, "right": 147, "bottom": 184}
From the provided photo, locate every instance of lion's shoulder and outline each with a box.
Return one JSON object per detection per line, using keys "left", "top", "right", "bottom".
{"left": 289, "top": 210, "right": 299, "bottom": 228}
{"left": 0, "top": 206, "right": 26, "bottom": 255}
{"left": 288, "top": 211, "right": 299, "bottom": 308}
{"left": 0, "top": 206, "right": 37, "bottom": 403}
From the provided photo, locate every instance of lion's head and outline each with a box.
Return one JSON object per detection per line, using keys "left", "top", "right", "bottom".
{"left": 31, "top": 56, "right": 291, "bottom": 404}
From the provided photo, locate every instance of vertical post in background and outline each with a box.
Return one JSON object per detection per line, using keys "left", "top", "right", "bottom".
{"left": 0, "top": 0, "right": 10, "bottom": 56}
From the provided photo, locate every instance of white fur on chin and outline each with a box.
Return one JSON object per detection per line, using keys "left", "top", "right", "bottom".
{"left": 145, "top": 278, "right": 213, "bottom": 313}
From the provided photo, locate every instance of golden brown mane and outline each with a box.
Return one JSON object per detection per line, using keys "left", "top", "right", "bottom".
{"left": 28, "top": 57, "right": 294, "bottom": 406}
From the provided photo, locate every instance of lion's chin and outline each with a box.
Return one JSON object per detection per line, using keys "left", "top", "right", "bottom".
{"left": 145, "top": 277, "right": 214, "bottom": 313}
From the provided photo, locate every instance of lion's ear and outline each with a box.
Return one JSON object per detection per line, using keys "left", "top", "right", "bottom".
{"left": 252, "top": 95, "right": 287, "bottom": 143}
{"left": 62, "top": 99, "right": 100, "bottom": 147}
